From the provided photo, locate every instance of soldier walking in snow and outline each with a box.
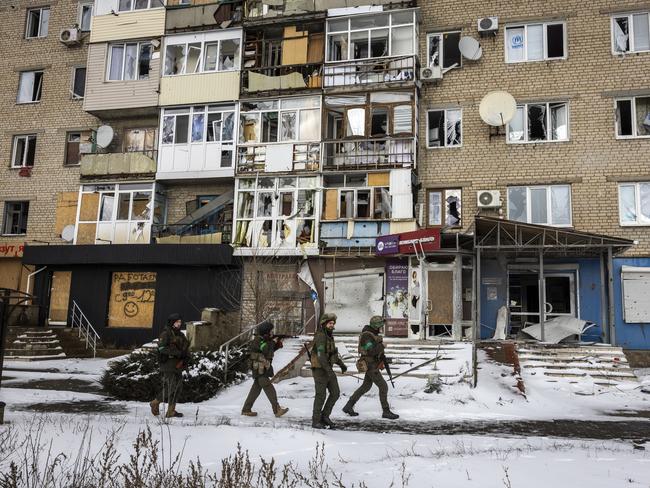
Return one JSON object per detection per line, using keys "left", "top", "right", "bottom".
{"left": 241, "top": 320, "right": 289, "bottom": 417}
{"left": 150, "top": 313, "right": 190, "bottom": 418}
{"left": 343, "top": 315, "right": 399, "bottom": 420}
{"left": 310, "top": 313, "right": 347, "bottom": 429}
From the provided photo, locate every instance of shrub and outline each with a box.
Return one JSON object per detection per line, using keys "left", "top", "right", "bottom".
{"left": 101, "top": 347, "right": 248, "bottom": 403}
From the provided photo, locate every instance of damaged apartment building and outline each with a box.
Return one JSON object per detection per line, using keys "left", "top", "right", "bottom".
{"left": 2, "top": 0, "right": 650, "bottom": 353}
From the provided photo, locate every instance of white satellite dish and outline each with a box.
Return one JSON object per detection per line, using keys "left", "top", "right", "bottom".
{"left": 479, "top": 91, "right": 517, "bottom": 126}
{"left": 61, "top": 225, "right": 75, "bottom": 242}
{"left": 459, "top": 36, "right": 482, "bottom": 60}
{"left": 96, "top": 125, "right": 114, "bottom": 148}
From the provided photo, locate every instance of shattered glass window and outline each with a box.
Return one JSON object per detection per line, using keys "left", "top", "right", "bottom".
{"left": 357, "top": 190, "right": 371, "bottom": 218}
{"left": 222, "top": 112, "right": 235, "bottom": 141}
{"left": 192, "top": 112, "right": 204, "bottom": 142}
{"left": 327, "top": 33, "right": 348, "bottom": 61}
{"left": 445, "top": 189, "right": 461, "bottom": 227}
{"left": 240, "top": 113, "right": 260, "bottom": 143}
{"left": 165, "top": 45, "right": 186, "bottom": 75}
{"left": 508, "top": 187, "right": 527, "bottom": 222}
{"left": 619, "top": 185, "right": 637, "bottom": 224}
{"left": 428, "top": 34, "right": 441, "bottom": 68}
{"left": 207, "top": 112, "right": 222, "bottom": 142}
{"left": 428, "top": 191, "right": 442, "bottom": 226}
{"left": 446, "top": 109, "right": 462, "bottom": 146}
{"left": 635, "top": 97, "right": 650, "bottom": 136}
{"left": 370, "top": 29, "right": 389, "bottom": 58}
{"left": 261, "top": 112, "right": 279, "bottom": 143}
{"left": 374, "top": 188, "right": 391, "bottom": 219}
{"left": 203, "top": 42, "right": 218, "bottom": 71}
{"left": 351, "top": 31, "right": 369, "bottom": 59}
{"left": 527, "top": 104, "right": 547, "bottom": 141}
{"left": 162, "top": 116, "right": 175, "bottom": 144}
{"left": 237, "top": 191, "right": 254, "bottom": 218}
{"left": 138, "top": 43, "right": 152, "bottom": 79}
{"left": 257, "top": 192, "right": 273, "bottom": 218}
{"left": 280, "top": 111, "right": 297, "bottom": 141}
{"left": 186, "top": 43, "right": 202, "bottom": 73}
{"left": 550, "top": 103, "right": 568, "bottom": 140}
{"left": 124, "top": 43, "right": 138, "bottom": 80}
{"left": 614, "top": 17, "right": 630, "bottom": 52}
{"left": 219, "top": 39, "right": 240, "bottom": 70}
{"left": 508, "top": 107, "right": 525, "bottom": 142}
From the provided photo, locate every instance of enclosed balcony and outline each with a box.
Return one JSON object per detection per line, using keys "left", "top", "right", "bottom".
{"left": 91, "top": 0, "right": 166, "bottom": 43}
{"left": 165, "top": 0, "right": 242, "bottom": 33}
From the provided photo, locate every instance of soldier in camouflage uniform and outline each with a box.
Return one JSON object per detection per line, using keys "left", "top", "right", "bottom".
{"left": 342, "top": 315, "right": 399, "bottom": 420}
{"left": 241, "top": 321, "right": 289, "bottom": 417}
{"left": 150, "top": 313, "right": 190, "bottom": 418}
{"left": 310, "top": 313, "right": 347, "bottom": 429}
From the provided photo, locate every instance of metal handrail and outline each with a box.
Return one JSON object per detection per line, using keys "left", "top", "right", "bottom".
{"left": 70, "top": 300, "right": 100, "bottom": 358}
{"left": 219, "top": 319, "right": 266, "bottom": 380}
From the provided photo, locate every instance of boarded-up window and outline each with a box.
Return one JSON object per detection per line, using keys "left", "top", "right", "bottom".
{"left": 108, "top": 272, "right": 156, "bottom": 328}
{"left": 55, "top": 192, "right": 79, "bottom": 235}
{"left": 622, "top": 267, "right": 650, "bottom": 323}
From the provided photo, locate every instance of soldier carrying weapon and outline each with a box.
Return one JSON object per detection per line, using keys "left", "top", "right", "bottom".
{"left": 343, "top": 315, "right": 399, "bottom": 420}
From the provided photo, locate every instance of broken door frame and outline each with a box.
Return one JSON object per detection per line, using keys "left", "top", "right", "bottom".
{"left": 421, "top": 256, "right": 464, "bottom": 340}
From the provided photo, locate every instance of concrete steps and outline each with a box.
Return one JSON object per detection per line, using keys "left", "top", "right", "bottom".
{"left": 4, "top": 327, "right": 100, "bottom": 360}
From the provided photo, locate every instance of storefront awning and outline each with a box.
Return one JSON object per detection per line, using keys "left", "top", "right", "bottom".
{"left": 473, "top": 216, "right": 633, "bottom": 257}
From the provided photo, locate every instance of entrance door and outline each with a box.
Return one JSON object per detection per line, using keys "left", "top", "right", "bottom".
{"left": 426, "top": 270, "right": 453, "bottom": 336}
{"left": 48, "top": 271, "right": 71, "bottom": 325}
{"left": 508, "top": 272, "right": 576, "bottom": 335}
{"left": 324, "top": 271, "right": 384, "bottom": 333}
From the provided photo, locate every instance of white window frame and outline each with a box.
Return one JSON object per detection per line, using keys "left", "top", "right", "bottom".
{"left": 71, "top": 66, "right": 86, "bottom": 99}
{"left": 325, "top": 10, "right": 416, "bottom": 62}
{"left": 427, "top": 188, "right": 462, "bottom": 227}
{"left": 507, "top": 185, "right": 573, "bottom": 227}
{"left": 25, "top": 7, "right": 50, "bottom": 39}
{"left": 163, "top": 32, "right": 242, "bottom": 76}
{"left": 2, "top": 201, "right": 30, "bottom": 236}
{"left": 504, "top": 22, "right": 567, "bottom": 63}
{"left": 117, "top": 0, "right": 163, "bottom": 13}
{"left": 78, "top": 1, "right": 94, "bottom": 31}
{"left": 106, "top": 41, "right": 152, "bottom": 81}
{"left": 17, "top": 70, "right": 43, "bottom": 104}
{"left": 611, "top": 12, "right": 650, "bottom": 54}
{"left": 506, "top": 102, "right": 570, "bottom": 144}
{"left": 426, "top": 108, "right": 462, "bottom": 149}
{"left": 426, "top": 32, "right": 462, "bottom": 71}
{"left": 615, "top": 96, "right": 650, "bottom": 139}
{"left": 618, "top": 182, "right": 650, "bottom": 226}
{"left": 11, "top": 134, "right": 37, "bottom": 168}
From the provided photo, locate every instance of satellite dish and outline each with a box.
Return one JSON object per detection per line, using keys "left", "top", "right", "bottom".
{"left": 479, "top": 91, "right": 517, "bottom": 126}
{"left": 61, "top": 225, "right": 75, "bottom": 242}
{"left": 96, "top": 125, "right": 114, "bottom": 148}
{"left": 459, "top": 37, "right": 482, "bottom": 60}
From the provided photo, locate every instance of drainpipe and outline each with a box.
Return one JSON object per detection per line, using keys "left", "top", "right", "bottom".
{"left": 25, "top": 266, "right": 47, "bottom": 303}
{"left": 607, "top": 247, "right": 616, "bottom": 346}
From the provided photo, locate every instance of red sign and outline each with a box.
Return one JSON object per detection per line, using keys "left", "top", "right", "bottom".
{"left": 0, "top": 243, "right": 25, "bottom": 258}
{"left": 397, "top": 228, "right": 441, "bottom": 254}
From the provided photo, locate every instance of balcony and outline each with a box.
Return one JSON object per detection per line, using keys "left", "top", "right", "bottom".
{"left": 241, "top": 63, "right": 322, "bottom": 95}
{"left": 322, "top": 137, "right": 415, "bottom": 171}
{"left": 152, "top": 223, "right": 230, "bottom": 245}
{"left": 165, "top": 1, "right": 240, "bottom": 33}
{"left": 80, "top": 150, "right": 157, "bottom": 179}
{"left": 90, "top": 5, "right": 166, "bottom": 43}
{"left": 237, "top": 143, "right": 320, "bottom": 174}
{"left": 323, "top": 55, "right": 416, "bottom": 90}
{"left": 160, "top": 71, "right": 241, "bottom": 106}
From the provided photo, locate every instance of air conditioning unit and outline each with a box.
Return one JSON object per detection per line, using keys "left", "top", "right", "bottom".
{"left": 477, "top": 190, "right": 501, "bottom": 208}
{"left": 420, "top": 65, "right": 442, "bottom": 82}
{"left": 477, "top": 17, "right": 498, "bottom": 34}
{"left": 59, "top": 28, "right": 80, "bottom": 45}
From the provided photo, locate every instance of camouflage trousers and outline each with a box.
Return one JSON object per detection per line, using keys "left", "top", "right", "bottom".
{"left": 312, "top": 368, "right": 340, "bottom": 419}
{"left": 156, "top": 370, "right": 183, "bottom": 404}
{"left": 347, "top": 369, "right": 389, "bottom": 410}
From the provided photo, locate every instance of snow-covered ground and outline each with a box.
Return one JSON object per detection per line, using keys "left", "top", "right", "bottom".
{"left": 1, "top": 343, "right": 650, "bottom": 487}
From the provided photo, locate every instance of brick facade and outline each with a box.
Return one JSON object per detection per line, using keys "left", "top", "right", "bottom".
{"left": 417, "top": 0, "right": 650, "bottom": 256}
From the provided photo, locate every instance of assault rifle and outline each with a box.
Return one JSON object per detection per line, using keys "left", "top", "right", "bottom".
{"left": 272, "top": 334, "right": 297, "bottom": 340}
{"left": 380, "top": 353, "right": 395, "bottom": 388}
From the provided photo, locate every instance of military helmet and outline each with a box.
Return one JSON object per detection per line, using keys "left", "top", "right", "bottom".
{"left": 257, "top": 320, "right": 274, "bottom": 336}
{"left": 369, "top": 315, "right": 385, "bottom": 329}
{"left": 319, "top": 313, "right": 337, "bottom": 326}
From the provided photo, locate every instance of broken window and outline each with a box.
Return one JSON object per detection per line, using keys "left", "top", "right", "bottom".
{"left": 508, "top": 102, "right": 569, "bottom": 143}
{"left": 427, "top": 189, "right": 462, "bottom": 227}
{"left": 72, "top": 67, "right": 86, "bottom": 99}
{"left": 281, "top": 112, "right": 297, "bottom": 141}
{"left": 219, "top": 39, "right": 240, "bottom": 71}
{"left": 11, "top": 134, "right": 37, "bottom": 167}
{"left": 99, "top": 194, "right": 115, "bottom": 221}
{"left": 357, "top": 190, "right": 371, "bottom": 218}
{"left": 373, "top": 187, "right": 391, "bottom": 219}
{"left": 192, "top": 110, "right": 205, "bottom": 142}
{"left": 326, "top": 11, "right": 415, "bottom": 62}
{"left": 239, "top": 97, "right": 321, "bottom": 144}
{"left": 427, "top": 109, "right": 462, "bottom": 148}
{"left": 79, "top": 2, "right": 93, "bottom": 31}
{"left": 2, "top": 202, "right": 29, "bottom": 235}
{"left": 108, "top": 42, "right": 151, "bottom": 81}
{"left": 616, "top": 96, "right": 650, "bottom": 138}
{"left": 445, "top": 189, "right": 462, "bottom": 227}
{"left": 339, "top": 190, "right": 354, "bottom": 219}
{"left": 17, "top": 71, "right": 43, "bottom": 103}
{"left": 165, "top": 36, "right": 240, "bottom": 75}
{"left": 346, "top": 108, "right": 366, "bottom": 137}
{"left": 161, "top": 109, "right": 190, "bottom": 145}
{"left": 427, "top": 32, "right": 461, "bottom": 71}
{"left": 427, "top": 190, "right": 442, "bottom": 226}
{"left": 613, "top": 13, "right": 650, "bottom": 53}
{"left": 124, "top": 128, "right": 156, "bottom": 153}
{"left": 118, "top": 0, "right": 163, "bottom": 11}
{"left": 261, "top": 112, "right": 278, "bottom": 143}
{"left": 26, "top": 7, "right": 49, "bottom": 39}
{"left": 280, "top": 192, "right": 294, "bottom": 216}
{"left": 619, "top": 183, "right": 650, "bottom": 225}
{"left": 508, "top": 185, "right": 572, "bottom": 226}
{"left": 65, "top": 131, "right": 91, "bottom": 166}
{"left": 505, "top": 22, "right": 565, "bottom": 62}
{"left": 371, "top": 107, "right": 389, "bottom": 137}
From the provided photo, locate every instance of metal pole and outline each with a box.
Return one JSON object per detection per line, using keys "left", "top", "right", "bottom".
{"left": 607, "top": 247, "right": 616, "bottom": 346}
{"left": 539, "top": 250, "right": 545, "bottom": 342}
{"left": 599, "top": 252, "right": 609, "bottom": 343}
{"left": 473, "top": 248, "right": 481, "bottom": 388}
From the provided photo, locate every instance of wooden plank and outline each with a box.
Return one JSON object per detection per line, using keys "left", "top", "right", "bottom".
{"left": 427, "top": 271, "right": 453, "bottom": 324}
{"left": 281, "top": 26, "right": 308, "bottom": 65}
{"left": 79, "top": 193, "right": 99, "bottom": 222}
{"left": 55, "top": 192, "right": 79, "bottom": 235}
{"left": 75, "top": 223, "right": 97, "bottom": 244}
{"left": 107, "top": 271, "right": 156, "bottom": 328}
{"left": 49, "top": 271, "right": 71, "bottom": 323}
{"left": 307, "top": 32, "right": 324, "bottom": 63}
{"left": 368, "top": 172, "right": 390, "bottom": 187}
{"left": 323, "top": 189, "right": 338, "bottom": 220}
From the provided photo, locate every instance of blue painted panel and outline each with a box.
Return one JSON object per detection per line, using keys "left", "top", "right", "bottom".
{"left": 320, "top": 221, "right": 390, "bottom": 248}
{"left": 479, "top": 258, "right": 508, "bottom": 339}
{"left": 613, "top": 257, "right": 650, "bottom": 350}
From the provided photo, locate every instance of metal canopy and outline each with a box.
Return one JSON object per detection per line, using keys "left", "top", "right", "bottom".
{"left": 472, "top": 216, "right": 633, "bottom": 257}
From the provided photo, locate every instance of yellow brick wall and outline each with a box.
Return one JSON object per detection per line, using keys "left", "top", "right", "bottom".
{"left": 417, "top": 0, "right": 650, "bottom": 256}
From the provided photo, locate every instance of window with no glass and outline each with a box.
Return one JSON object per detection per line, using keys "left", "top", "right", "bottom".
{"left": 79, "top": 2, "right": 93, "bottom": 31}
{"left": 2, "top": 202, "right": 29, "bottom": 235}
{"left": 164, "top": 35, "right": 241, "bottom": 75}
{"left": 17, "top": 71, "right": 43, "bottom": 103}
{"left": 427, "top": 189, "right": 461, "bottom": 227}
{"left": 507, "top": 102, "right": 568, "bottom": 143}
{"left": 72, "top": 67, "right": 86, "bottom": 99}
{"left": 11, "top": 135, "right": 37, "bottom": 167}
{"left": 505, "top": 22, "right": 566, "bottom": 62}
{"left": 26, "top": 7, "right": 50, "bottom": 38}
{"left": 107, "top": 42, "right": 152, "bottom": 81}
{"left": 427, "top": 109, "right": 462, "bottom": 148}
{"left": 426, "top": 32, "right": 461, "bottom": 71}
{"left": 616, "top": 97, "right": 650, "bottom": 138}
{"left": 508, "top": 185, "right": 572, "bottom": 226}
{"left": 612, "top": 12, "right": 650, "bottom": 53}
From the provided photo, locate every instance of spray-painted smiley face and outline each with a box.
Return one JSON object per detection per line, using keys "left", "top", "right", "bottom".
{"left": 123, "top": 301, "right": 139, "bottom": 318}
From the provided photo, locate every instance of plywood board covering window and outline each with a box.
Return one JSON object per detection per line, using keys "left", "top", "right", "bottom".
{"left": 108, "top": 272, "right": 156, "bottom": 328}
{"left": 79, "top": 193, "right": 100, "bottom": 221}
{"left": 49, "top": 271, "right": 71, "bottom": 323}
{"left": 55, "top": 192, "right": 79, "bottom": 235}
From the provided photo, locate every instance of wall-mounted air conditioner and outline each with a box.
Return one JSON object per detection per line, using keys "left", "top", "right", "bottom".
{"left": 477, "top": 190, "right": 501, "bottom": 208}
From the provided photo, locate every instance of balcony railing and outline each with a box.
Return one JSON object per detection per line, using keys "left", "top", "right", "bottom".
{"left": 242, "top": 63, "right": 322, "bottom": 94}
{"left": 237, "top": 143, "right": 320, "bottom": 173}
{"left": 323, "top": 55, "right": 416, "bottom": 89}
{"left": 80, "top": 149, "right": 157, "bottom": 178}
{"left": 322, "top": 137, "right": 415, "bottom": 171}
{"left": 152, "top": 223, "right": 230, "bottom": 245}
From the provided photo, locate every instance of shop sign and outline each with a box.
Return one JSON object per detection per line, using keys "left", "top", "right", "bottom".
{"left": 375, "top": 228, "right": 441, "bottom": 256}
{"left": 0, "top": 243, "right": 25, "bottom": 258}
